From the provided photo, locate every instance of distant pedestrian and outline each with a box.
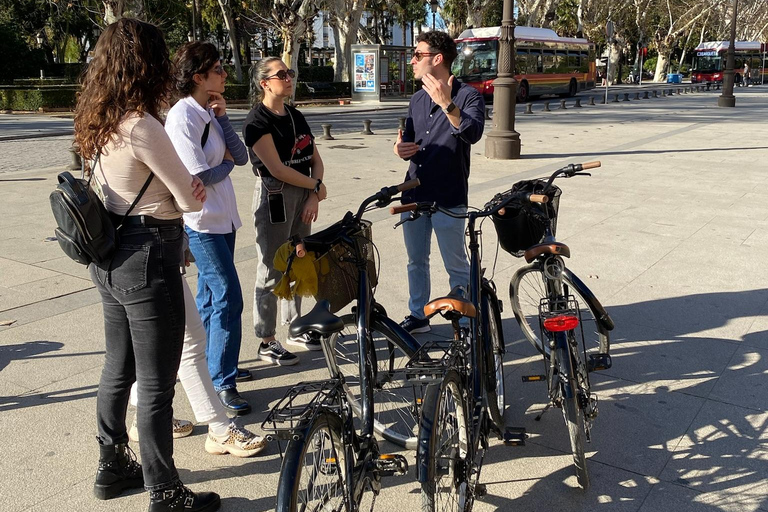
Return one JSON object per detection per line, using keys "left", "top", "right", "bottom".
{"left": 744, "top": 61, "right": 751, "bottom": 86}
{"left": 393, "top": 30, "right": 485, "bottom": 334}
{"left": 73, "top": 18, "right": 220, "bottom": 512}
{"left": 165, "top": 41, "right": 253, "bottom": 417}
{"left": 244, "top": 57, "right": 327, "bottom": 364}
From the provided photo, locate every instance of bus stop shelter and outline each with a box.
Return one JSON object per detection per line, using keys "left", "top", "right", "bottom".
{"left": 350, "top": 44, "right": 415, "bottom": 102}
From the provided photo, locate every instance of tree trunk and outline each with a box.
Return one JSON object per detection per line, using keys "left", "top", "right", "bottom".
{"left": 216, "top": 0, "right": 243, "bottom": 82}
{"left": 330, "top": 0, "right": 366, "bottom": 82}
{"left": 607, "top": 40, "right": 622, "bottom": 84}
{"left": 103, "top": 0, "right": 144, "bottom": 24}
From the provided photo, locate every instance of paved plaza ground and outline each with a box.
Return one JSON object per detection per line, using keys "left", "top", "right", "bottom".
{"left": 1, "top": 86, "right": 767, "bottom": 512}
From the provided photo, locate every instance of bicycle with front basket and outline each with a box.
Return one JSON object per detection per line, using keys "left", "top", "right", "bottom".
{"left": 498, "top": 162, "right": 615, "bottom": 490}
{"left": 262, "top": 179, "right": 426, "bottom": 511}
{"left": 390, "top": 188, "right": 547, "bottom": 511}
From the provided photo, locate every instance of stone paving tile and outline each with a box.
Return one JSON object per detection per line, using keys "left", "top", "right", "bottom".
{"left": 708, "top": 344, "right": 768, "bottom": 412}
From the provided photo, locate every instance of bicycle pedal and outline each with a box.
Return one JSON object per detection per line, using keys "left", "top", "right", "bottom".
{"left": 474, "top": 483, "right": 487, "bottom": 497}
{"left": 374, "top": 454, "right": 409, "bottom": 476}
{"left": 320, "top": 457, "right": 339, "bottom": 476}
{"left": 588, "top": 353, "right": 612, "bottom": 372}
{"left": 522, "top": 374, "right": 546, "bottom": 382}
{"left": 503, "top": 427, "right": 527, "bottom": 446}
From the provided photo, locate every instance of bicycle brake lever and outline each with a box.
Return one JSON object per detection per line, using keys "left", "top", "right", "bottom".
{"left": 393, "top": 211, "right": 421, "bottom": 229}
{"left": 575, "top": 172, "right": 592, "bottom": 177}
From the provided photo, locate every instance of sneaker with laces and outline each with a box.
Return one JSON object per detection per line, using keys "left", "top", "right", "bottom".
{"left": 205, "top": 423, "right": 267, "bottom": 458}
{"left": 285, "top": 333, "right": 322, "bottom": 351}
{"left": 258, "top": 340, "right": 299, "bottom": 366}
{"left": 400, "top": 315, "right": 431, "bottom": 334}
{"left": 129, "top": 416, "right": 194, "bottom": 442}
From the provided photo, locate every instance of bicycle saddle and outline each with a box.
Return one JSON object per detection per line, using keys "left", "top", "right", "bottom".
{"left": 524, "top": 242, "right": 570, "bottom": 263}
{"left": 289, "top": 300, "right": 345, "bottom": 337}
{"left": 424, "top": 286, "right": 477, "bottom": 319}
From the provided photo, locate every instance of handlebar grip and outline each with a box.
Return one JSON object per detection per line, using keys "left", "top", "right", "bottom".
{"left": 397, "top": 178, "right": 420, "bottom": 192}
{"left": 529, "top": 194, "right": 549, "bottom": 204}
{"left": 295, "top": 242, "right": 307, "bottom": 258}
{"left": 580, "top": 161, "right": 601, "bottom": 170}
{"left": 390, "top": 203, "right": 419, "bottom": 215}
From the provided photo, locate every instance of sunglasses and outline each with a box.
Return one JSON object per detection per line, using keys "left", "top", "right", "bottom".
{"left": 265, "top": 69, "right": 296, "bottom": 81}
{"left": 412, "top": 51, "right": 439, "bottom": 62}
{"left": 211, "top": 64, "right": 224, "bottom": 76}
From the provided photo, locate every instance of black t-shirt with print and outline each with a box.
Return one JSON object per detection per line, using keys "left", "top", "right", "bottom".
{"left": 243, "top": 103, "right": 315, "bottom": 179}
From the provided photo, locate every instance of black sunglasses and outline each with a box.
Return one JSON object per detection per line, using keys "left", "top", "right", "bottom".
{"left": 413, "top": 51, "right": 440, "bottom": 62}
{"left": 265, "top": 69, "right": 296, "bottom": 81}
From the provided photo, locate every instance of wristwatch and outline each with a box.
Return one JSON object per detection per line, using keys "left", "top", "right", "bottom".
{"left": 313, "top": 179, "right": 322, "bottom": 193}
{"left": 442, "top": 102, "right": 457, "bottom": 114}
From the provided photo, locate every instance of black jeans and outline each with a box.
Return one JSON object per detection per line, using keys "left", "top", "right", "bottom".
{"left": 90, "top": 220, "right": 185, "bottom": 491}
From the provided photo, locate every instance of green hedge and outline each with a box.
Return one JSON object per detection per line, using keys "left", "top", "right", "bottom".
{"left": 293, "top": 82, "right": 350, "bottom": 100}
{"left": 0, "top": 87, "right": 78, "bottom": 111}
{"left": 223, "top": 84, "right": 249, "bottom": 101}
{"left": 297, "top": 66, "right": 334, "bottom": 82}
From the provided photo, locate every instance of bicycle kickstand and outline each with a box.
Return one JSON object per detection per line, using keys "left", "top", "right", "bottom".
{"left": 535, "top": 402, "right": 553, "bottom": 422}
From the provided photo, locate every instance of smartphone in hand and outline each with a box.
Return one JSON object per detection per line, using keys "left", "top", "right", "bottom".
{"left": 402, "top": 117, "right": 415, "bottom": 143}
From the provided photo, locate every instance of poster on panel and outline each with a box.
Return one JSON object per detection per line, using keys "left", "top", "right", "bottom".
{"left": 354, "top": 52, "right": 377, "bottom": 92}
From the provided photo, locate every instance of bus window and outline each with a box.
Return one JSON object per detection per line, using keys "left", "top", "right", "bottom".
{"left": 516, "top": 49, "right": 529, "bottom": 74}
{"left": 530, "top": 50, "right": 543, "bottom": 73}
{"left": 579, "top": 51, "right": 589, "bottom": 73}
{"left": 542, "top": 50, "right": 556, "bottom": 73}
{"left": 567, "top": 52, "right": 580, "bottom": 71}
{"left": 556, "top": 51, "right": 568, "bottom": 72}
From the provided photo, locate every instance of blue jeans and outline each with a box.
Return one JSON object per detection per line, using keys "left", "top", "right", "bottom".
{"left": 401, "top": 207, "right": 471, "bottom": 319}
{"left": 90, "top": 221, "right": 185, "bottom": 491}
{"left": 186, "top": 228, "right": 243, "bottom": 392}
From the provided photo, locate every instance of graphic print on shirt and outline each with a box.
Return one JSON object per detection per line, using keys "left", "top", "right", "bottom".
{"left": 285, "top": 133, "right": 313, "bottom": 167}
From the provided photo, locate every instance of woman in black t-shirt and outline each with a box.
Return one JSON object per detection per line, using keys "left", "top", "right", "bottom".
{"left": 243, "top": 57, "right": 327, "bottom": 365}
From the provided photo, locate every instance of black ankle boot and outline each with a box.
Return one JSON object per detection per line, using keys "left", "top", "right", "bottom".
{"left": 148, "top": 481, "right": 220, "bottom": 512}
{"left": 94, "top": 439, "right": 144, "bottom": 500}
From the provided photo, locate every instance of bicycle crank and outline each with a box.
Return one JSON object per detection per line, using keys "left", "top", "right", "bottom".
{"left": 372, "top": 454, "right": 408, "bottom": 476}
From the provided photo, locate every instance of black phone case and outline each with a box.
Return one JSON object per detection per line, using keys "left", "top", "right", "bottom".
{"left": 268, "top": 193, "right": 287, "bottom": 224}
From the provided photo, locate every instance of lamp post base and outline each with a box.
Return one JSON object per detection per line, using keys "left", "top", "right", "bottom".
{"left": 484, "top": 130, "right": 521, "bottom": 159}
{"left": 717, "top": 95, "right": 736, "bottom": 107}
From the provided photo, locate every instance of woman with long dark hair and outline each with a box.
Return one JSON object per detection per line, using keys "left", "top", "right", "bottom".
{"left": 74, "top": 18, "right": 218, "bottom": 512}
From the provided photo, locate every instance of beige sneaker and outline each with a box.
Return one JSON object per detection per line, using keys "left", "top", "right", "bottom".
{"left": 205, "top": 423, "right": 267, "bottom": 458}
{"left": 128, "top": 416, "right": 194, "bottom": 442}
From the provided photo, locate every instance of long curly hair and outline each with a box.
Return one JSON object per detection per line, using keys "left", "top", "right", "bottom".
{"left": 73, "top": 18, "right": 172, "bottom": 162}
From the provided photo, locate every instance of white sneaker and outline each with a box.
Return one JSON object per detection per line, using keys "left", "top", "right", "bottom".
{"left": 285, "top": 333, "right": 323, "bottom": 351}
{"left": 205, "top": 423, "right": 267, "bottom": 458}
{"left": 128, "top": 416, "right": 194, "bottom": 442}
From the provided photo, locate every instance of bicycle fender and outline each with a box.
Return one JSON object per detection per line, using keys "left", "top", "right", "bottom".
{"left": 416, "top": 382, "right": 442, "bottom": 483}
{"left": 563, "top": 268, "right": 615, "bottom": 332}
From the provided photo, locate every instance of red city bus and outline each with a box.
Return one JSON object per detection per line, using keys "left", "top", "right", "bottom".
{"left": 691, "top": 41, "right": 767, "bottom": 84}
{"left": 452, "top": 26, "right": 596, "bottom": 103}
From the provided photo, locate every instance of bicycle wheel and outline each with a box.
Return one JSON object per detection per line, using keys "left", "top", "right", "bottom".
{"left": 557, "top": 337, "right": 590, "bottom": 490}
{"left": 329, "top": 314, "right": 420, "bottom": 449}
{"left": 420, "top": 370, "right": 468, "bottom": 512}
{"left": 482, "top": 290, "right": 506, "bottom": 431}
{"left": 276, "top": 411, "right": 348, "bottom": 512}
{"left": 509, "top": 263, "right": 609, "bottom": 358}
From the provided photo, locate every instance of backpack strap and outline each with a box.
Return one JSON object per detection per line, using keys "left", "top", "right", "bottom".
{"left": 115, "top": 174, "right": 155, "bottom": 229}
{"left": 201, "top": 122, "right": 211, "bottom": 148}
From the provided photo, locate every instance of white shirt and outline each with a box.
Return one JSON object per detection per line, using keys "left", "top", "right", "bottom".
{"left": 165, "top": 96, "right": 242, "bottom": 234}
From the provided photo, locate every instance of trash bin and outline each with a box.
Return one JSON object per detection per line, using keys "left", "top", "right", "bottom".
{"left": 667, "top": 73, "right": 682, "bottom": 84}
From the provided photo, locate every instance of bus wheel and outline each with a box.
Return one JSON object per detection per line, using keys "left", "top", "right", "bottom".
{"left": 518, "top": 81, "right": 529, "bottom": 102}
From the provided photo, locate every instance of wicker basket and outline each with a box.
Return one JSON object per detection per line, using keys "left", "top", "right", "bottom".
{"left": 314, "top": 220, "right": 377, "bottom": 313}
{"left": 490, "top": 179, "right": 562, "bottom": 257}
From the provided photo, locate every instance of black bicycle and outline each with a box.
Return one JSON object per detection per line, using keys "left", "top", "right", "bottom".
{"left": 499, "top": 162, "right": 615, "bottom": 490}
{"left": 263, "top": 179, "right": 425, "bottom": 511}
{"left": 391, "top": 190, "right": 542, "bottom": 511}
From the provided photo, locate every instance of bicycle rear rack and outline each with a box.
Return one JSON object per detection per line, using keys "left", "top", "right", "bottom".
{"left": 262, "top": 379, "right": 342, "bottom": 441}
{"left": 404, "top": 339, "right": 463, "bottom": 381}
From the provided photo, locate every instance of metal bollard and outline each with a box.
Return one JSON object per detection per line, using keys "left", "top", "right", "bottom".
{"left": 574, "top": 98, "right": 582, "bottom": 108}
{"left": 653, "top": 90, "right": 658, "bottom": 98}
{"left": 559, "top": 99, "right": 567, "bottom": 109}
{"left": 485, "top": 106, "right": 493, "bottom": 120}
{"left": 525, "top": 103, "right": 533, "bottom": 114}
{"left": 677, "top": 87, "right": 682, "bottom": 95}
{"left": 643, "top": 91, "right": 649, "bottom": 99}
{"left": 361, "top": 119, "right": 374, "bottom": 135}
{"left": 667, "top": 88, "right": 673, "bottom": 96}
{"left": 612, "top": 94, "right": 620, "bottom": 103}
{"left": 589, "top": 96, "right": 595, "bottom": 106}
{"left": 623, "top": 93, "right": 630, "bottom": 102}
{"left": 398, "top": 117, "right": 406, "bottom": 131}
{"left": 634, "top": 92, "right": 640, "bottom": 100}
{"left": 320, "top": 124, "right": 335, "bottom": 140}
{"left": 544, "top": 101, "right": 551, "bottom": 111}
{"left": 68, "top": 147, "right": 82, "bottom": 171}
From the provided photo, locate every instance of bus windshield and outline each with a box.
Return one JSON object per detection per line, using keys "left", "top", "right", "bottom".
{"left": 453, "top": 40, "right": 499, "bottom": 81}
{"left": 693, "top": 52, "right": 721, "bottom": 72}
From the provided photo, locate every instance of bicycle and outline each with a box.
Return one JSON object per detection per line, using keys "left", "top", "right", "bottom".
{"left": 499, "top": 162, "right": 615, "bottom": 490}
{"left": 263, "top": 179, "right": 426, "bottom": 511}
{"left": 391, "top": 191, "right": 542, "bottom": 511}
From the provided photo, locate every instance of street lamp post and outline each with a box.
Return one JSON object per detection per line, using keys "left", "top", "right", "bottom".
{"left": 718, "top": 0, "right": 738, "bottom": 107}
{"left": 429, "top": 0, "right": 439, "bottom": 31}
{"left": 484, "top": 0, "right": 521, "bottom": 159}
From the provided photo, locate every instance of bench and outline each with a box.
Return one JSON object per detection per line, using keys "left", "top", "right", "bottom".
{"left": 305, "top": 82, "right": 336, "bottom": 98}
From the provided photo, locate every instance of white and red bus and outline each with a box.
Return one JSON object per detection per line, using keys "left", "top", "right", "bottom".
{"left": 452, "top": 26, "right": 596, "bottom": 103}
{"left": 691, "top": 41, "right": 766, "bottom": 84}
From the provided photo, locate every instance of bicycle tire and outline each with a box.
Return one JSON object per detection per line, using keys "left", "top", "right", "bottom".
{"left": 329, "top": 314, "right": 420, "bottom": 450}
{"left": 276, "top": 411, "right": 349, "bottom": 512}
{"left": 509, "top": 263, "right": 609, "bottom": 358}
{"left": 558, "top": 337, "right": 590, "bottom": 490}
{"left": 482, "top": 290, "right": 506, "bottom": 431}
{"left": 419, "top": 370, "right": 468, "bottom": 512}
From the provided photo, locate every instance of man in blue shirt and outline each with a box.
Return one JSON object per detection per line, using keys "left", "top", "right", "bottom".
{"left": 393, "top": 30, "right": 486, "bottom": 333}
